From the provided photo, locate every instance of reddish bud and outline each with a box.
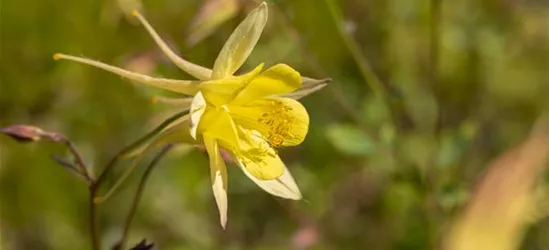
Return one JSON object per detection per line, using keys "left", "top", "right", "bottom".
{"left": 0, "top": 125, "right": 65, "bottom": 143}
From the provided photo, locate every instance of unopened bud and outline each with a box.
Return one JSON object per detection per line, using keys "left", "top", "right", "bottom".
{"left": 0, "top": 125, "right": 65, "bottom": 143}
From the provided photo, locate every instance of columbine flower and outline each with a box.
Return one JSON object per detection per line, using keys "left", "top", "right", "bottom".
{"left": 54, "top": 2, "right": 328, "bottom": 228}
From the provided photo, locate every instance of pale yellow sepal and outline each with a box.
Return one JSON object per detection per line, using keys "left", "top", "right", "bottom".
{"left": 238, "top": 158, "right": 302, "bottom": 200}
{"left": 301, "top": 76, "right": 331, "bottom": 89}
{"left": 53, "top": 53, "right": 200, "bottom": 95}
{"left": 204, "top": 135, "right": 229, "bottom": 229}
{"left": 211, "top": 2, "right": 268, "bottom": 79}
{"left": 132, "top": 10, "right": 213, "bottom": 80}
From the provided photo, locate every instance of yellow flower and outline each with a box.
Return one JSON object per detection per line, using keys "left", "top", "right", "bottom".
{"left": 54, "top": 2, "right": 328, "bottom": 228}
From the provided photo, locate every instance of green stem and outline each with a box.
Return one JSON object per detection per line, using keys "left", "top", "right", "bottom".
{"left": 88, "top": 110, "right": 187, "bottom": 249}
{"left": 274, "top": 4, "right": 380, "bottom": 141}
{"left": 117, "top": 145, "right": 174, "bottom": 250}
{"left": 94, "top": 144, "right": 150, "bottom": 204}
{"left": 94, "top": 110, "right": 188, "bottom": 199}
{"left": 323, "top": 0, "right": 389, "bottom": 106}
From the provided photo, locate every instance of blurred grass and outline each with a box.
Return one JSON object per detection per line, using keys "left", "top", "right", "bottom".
{"left": 2, "top": 0, "right": 549, "bottom": 249}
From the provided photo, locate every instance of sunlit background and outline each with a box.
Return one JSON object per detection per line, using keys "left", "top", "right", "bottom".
{"left": 2, "top": 0, "right": 549, "bottom": 249}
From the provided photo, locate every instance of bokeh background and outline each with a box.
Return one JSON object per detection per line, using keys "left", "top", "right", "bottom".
{"left": 2, "top": 0, "right": 549, "bottom": 249}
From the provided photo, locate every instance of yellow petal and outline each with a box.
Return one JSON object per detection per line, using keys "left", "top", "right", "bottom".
{"left": 198, "top": 108, "right": 240, "bottom": 149}
{"left": 232, "top": 129, "right": 283, "bottom": 180}
{"left": 230, "top": 64, "right": 301, "bottom": 106}
{"left": 211, "top": 2, "right": 268, "bottom": 79}
{"left": 199, "top": 63, "right": 264, "bottom": 107}
{"left": 53, "top": 53, "right": 200, "bottom": 95}
{"left": 230, "top": 97, "right": 309, "bottom": 147}
{"left": 132, "top": 10, "right": 213, "bottom": 80}
{"left": 238, "top": 158, "right": 302, "bottom": 200}
{"left": 203, "top": 135, "right": 229, "bottom": 228}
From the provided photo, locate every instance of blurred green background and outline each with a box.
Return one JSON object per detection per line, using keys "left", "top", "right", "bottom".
{"left": 2, "top": 0, "right": 549, "bottom": 249}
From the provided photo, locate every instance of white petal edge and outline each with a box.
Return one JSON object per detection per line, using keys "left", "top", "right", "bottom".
{"left": 204, "top": 136, "right": 229, "bottom": 229}
{"left": 190, "top": 91, "right": 207, "bottom": 139}
{"left": 212, "top": 169, "right": 228, "bottom": 228}
{"left": 237, "top": 159, "right": 302, "bottom": 200}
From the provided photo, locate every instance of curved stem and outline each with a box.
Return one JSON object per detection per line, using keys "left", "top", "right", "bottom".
{"left": 64, "top": 139, "right": 95, "bottom": 184}
{"left": 87, "top": 110, "right": 187, "bottom": 249}
{"left": 94, "top": 110, "right": 188, "bottom": 187}
{"left": 117, "top": 145, "right": 174, "bottom": 250}
{"left": 323, "top": 0, "right": 389, "bottom": 107}
{"left": 94, "top": 145, "right": 150, "bottom": 204}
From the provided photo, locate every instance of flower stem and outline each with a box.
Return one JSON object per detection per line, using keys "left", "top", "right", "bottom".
{"left": 76, "top": 110, "right": 186, "bottom": 249}
{"left": 63, "top": 139, "right": 95, "bottom": 184}
{"left": 323, "top": 0, "right": 389, "bottom": 108}
{"left": 93, "top": 110, "right": 188, "bottom": 204}
{"left": 116, "top": 145, "right": 174, "bottom": 250}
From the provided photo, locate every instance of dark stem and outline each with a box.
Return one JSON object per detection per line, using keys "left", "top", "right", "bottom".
{"left": 51, "top": 155, "right": 89, "bottom": 181}
{"left": 117, "top": 144, "right": 174, "bottom": 250}
{"left": 87, "top": 110, "right": 186, "bottom": 249}
{"left": 46, "top": 132, "right": 95, "bottom": 184}
{"left": 59, "top": 110, "right": 185, "bottom": 249}
{"left": 51, "top": 135, "right": 101, "bottom": 249}
{"left": 64, "top": 139, "right": 95, "bottom": 184}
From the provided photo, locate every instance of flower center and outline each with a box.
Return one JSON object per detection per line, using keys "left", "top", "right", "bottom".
{"left": 257, "top": 100, "right": 295, "bottom": 147}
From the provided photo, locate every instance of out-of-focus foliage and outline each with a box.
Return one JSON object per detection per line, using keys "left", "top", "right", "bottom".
{"left": 1, "top": 0, "right": 549, "bottom": 249}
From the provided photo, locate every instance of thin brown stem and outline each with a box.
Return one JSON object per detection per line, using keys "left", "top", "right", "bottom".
{"left": 45, "top": 132, "right": 95, "bottom": 184}
{"left": 64, "top": 140, "right": 95, "bottom": 184}
{"left": 116, "top": 145, "right": 174, "bottom": 250}
{"left": 51, "top": 155, "right": 90, "bottom": 182}
{"left": 48, "top": 135, "right": 100, "bottom": 249}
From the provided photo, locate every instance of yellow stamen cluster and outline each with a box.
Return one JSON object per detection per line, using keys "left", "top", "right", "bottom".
{"left": 258, "top": 100, "right": 295, "bottom": 147}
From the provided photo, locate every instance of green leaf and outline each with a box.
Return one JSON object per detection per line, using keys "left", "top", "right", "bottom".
{"left": 326, "top": 124, "right": 375, "bottom": 156}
